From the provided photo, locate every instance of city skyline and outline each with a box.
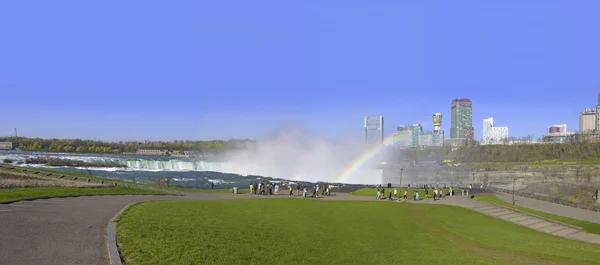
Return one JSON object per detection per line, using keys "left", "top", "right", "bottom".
{"left": 2, "top": 1, "right": 600, "bottom": 141}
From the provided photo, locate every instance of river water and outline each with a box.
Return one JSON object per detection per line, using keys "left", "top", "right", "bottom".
{"left": 0, "top": 151, "right": 307, "bottom": 188}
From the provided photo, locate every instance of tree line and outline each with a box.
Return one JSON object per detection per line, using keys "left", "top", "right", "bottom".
{"left": 401, "top": 141, "right": 600, "bottom": 163}
{"left": 449, "top": 142, "right": 600, "bottom": 163}
{"left": 0, "top": 137, "right": 254, "bottom": 154}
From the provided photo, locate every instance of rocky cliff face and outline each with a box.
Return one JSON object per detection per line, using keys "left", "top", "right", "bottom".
{"left": 384, "top": 164, "right": 600, "bottom": 190}
{"left": 381, "top": 164, "right": 600, "bottom": 204}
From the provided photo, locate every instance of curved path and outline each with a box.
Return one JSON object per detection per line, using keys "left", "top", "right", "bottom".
{"left": 0, "top": 192, "right": 240, "bottom": 265}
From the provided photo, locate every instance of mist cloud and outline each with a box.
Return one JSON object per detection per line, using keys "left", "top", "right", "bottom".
{"left": 221, "top": 123, "right": 383, "bottom": 184}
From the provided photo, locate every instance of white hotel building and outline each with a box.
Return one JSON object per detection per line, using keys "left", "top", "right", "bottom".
{"left": 482, "top": 117, "right": 509, "bottom": 145}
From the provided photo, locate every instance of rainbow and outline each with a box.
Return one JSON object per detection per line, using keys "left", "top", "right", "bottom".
{"left": 335, "top": 135, "right": 400, "bottom": 183}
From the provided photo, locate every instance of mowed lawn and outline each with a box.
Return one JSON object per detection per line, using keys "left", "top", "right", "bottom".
{"left": 351, "top": 187, "right": 455, "bottom": 198}
{"left": 116, "top": 199, "right": 600, "bottom": 265}
{"left": 0, "top": 186, "right": 168, "bottom": 202}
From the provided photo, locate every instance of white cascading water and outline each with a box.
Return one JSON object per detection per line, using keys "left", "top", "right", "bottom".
{"left": 0, "top": 152, "right": 232, "bottom": 172}
{"left": 123, "top": 160, "right": 234, "bottom": 172}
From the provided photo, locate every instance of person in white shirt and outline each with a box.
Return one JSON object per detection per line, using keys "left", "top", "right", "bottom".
{"left": 433, "top": 189, "right": 438, "bottom": 200}
{"left": 393, "top": 188, "right": 398, "bottom": 198}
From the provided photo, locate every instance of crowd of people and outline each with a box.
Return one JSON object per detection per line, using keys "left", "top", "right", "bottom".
{"left": 375, "top": 184, "right": 455, "bottom": 201}
{"left": 249, "top": 182, "right": 333, "bottom": 198}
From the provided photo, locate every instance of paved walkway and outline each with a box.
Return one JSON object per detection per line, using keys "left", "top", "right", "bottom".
{"left": 0, "top": 192, "right": 239, "bottom": 265}
{"left": 494, "top": 192, "right": 600, "bottom": 224}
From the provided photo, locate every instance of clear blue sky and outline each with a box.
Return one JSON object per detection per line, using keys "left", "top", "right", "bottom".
{"left": 1, "top": 1, "right": 599, "bottom": 141}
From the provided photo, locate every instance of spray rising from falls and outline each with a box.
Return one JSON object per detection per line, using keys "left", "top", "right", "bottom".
{"left": 220, "top": 124, "right": 396, "bottom": 184}
{"left": 336, "top": 134, "right": 401, "bottom": 183}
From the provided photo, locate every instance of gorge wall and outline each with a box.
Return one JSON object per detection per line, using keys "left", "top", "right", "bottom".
{"left": 384, "top": 164, "right": 600, "bottom": 190}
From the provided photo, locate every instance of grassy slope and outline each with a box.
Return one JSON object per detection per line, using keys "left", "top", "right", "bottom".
{"left": 0, "top": 186, "right": 168, "bottom": 202}
{"left": 2, "top": 164, "right": 249, "bottom": 194}
{"left": 116, "top": 199, "right": 600, "bottom": 265}
{"left": 476, "top": 194, "right": 600, "bottom": 235}
{"left": 351, "top": 187, "right": 453, "bottom": 199}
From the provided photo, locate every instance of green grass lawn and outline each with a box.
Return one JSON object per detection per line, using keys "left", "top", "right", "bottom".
{"left": 0, "top": 186, "right": 169, "bottom": 202}
{"left": 116, "top": 199, "right": 600, "bottom": 265}
{"left": 476, "top": 194, "right": 600, "bottom": 235}
{"left": 351, "top": 187, "right": 455, "bottom": 199}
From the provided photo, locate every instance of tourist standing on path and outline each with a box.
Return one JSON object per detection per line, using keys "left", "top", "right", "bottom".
{"left": 303, "top": 186, "right": 308, "bottom": 198}
{"left": 250, "top": 183, "right": 254, "bottom": 195}
{"left": 289, "top": 185, "right": 293, "bottom": 196}
{"left": 315, "top": 185, "right": 320, "bottom": 198}
{"left": 388, "top": 191, "right": 393, "bottom": 200}
{"left": 394, "top": 187, "right": 398, "bottom": 198}
{"left": 403, "top": 190, "right": 408, "bottom": 200}
{"left": 381, "top": 187, "right": 386, "bottom": 199}
{"left": 376, "top": 189, "right": 381, "bottom": 200}
{"left": 425, "top": 188, "right": 429, "bottom": 199}
{"left": 433, "top": 188, "right": 438, "bottom": 200}
{"left": 296, "top": 183, "right": 301, "bottom": 195}
{"left": 275, "top": 184, "right": 279, "bottom": 195}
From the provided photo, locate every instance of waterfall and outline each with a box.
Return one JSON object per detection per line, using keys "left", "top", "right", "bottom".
{"left": 122, "top": 159, "right": 231, "bottom": 171}
{"left": 0, "top": 152, "right": 231, "bottom": 172}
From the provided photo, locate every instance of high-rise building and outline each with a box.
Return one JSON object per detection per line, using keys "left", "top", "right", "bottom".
{"left": 580, "top": 108, "right": 596, "bottom": 133}
{"left": 393, "top": 125, "right": 418, "bottom": 149}
{"left": 418, "top": 131, "right": 444, "bottom": 147}
{"left": 393, "top": 118, "right": 444, "bottom": 149}
{"left": 548, "top": 124, "right": 567, "bottom": 134}
{"left": 482, "top": 117, "right": 508, "bottom": 145}
{"left": 364, "top": 116, "right": 384, "bottom": 146}
{"left": 594, "top": 93, "right": 600, "bottom": 132}
{"left": 450, "top": 98, "right": 474, "bottom": 139}
{"left": 544, "top": 124, "right": 574, "bottom": 143}
{"left": 432, "top": 113, "right": 442, "bottom": 132}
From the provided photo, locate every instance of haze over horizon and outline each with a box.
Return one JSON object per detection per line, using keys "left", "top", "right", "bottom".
{"left": 2, "top": 1, "right": 600, "bottom": 141}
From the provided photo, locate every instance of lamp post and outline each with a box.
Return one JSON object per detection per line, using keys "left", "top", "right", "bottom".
{"left": 400, "top": 168, "right": 403, "bottom": 188}
{"left": 512, "top": 177, "right": 516, "bottom": 207}
{"left": 511, "top": 177, "right": 524, "bottom": 207}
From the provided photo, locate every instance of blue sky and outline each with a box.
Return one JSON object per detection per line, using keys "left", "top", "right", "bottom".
{"left": 1, "top": 1, "right": 599, "bottom": 141}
